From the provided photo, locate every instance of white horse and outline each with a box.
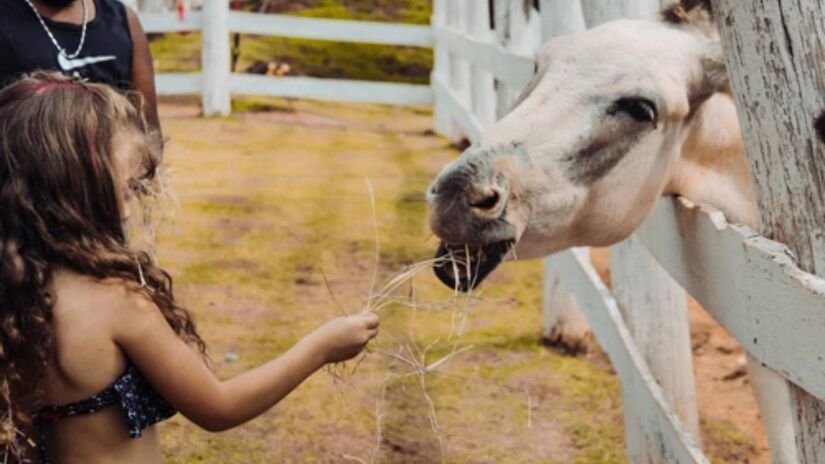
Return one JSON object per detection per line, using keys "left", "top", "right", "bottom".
{"left": 426, "top": 1, "right": 796, "bottom": 461}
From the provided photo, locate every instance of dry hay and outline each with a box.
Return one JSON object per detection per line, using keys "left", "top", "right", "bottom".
{"left": 324, "top": 179, "right": 532, "bottom": 464}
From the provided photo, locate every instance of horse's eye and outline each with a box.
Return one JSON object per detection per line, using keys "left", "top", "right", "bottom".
{"left": 609, "top": 97, "right": 658, "bottom": 126}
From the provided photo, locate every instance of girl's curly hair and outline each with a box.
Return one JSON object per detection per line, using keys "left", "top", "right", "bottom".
{"left": 0, "top": 72, "right": 205, "bottom": 459}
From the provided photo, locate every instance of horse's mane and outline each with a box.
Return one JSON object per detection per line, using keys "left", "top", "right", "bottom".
{"left": 661, "top": 0, "right": 713, "bottom": 25}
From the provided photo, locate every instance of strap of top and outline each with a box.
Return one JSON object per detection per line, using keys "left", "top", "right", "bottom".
{"left": 34, "top": 363, "right": 176, "bottom": 463}
{"left": 38, "top": 369, "right": 124, "bottom": 423}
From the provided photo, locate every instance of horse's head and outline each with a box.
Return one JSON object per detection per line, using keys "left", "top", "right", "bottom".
{"left": 428, "top": 1, "right": 731, "bottom": 290}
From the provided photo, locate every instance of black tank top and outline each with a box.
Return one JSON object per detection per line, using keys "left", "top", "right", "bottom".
{"left": 0, "top": 0, "right": 133, "bottom": 89}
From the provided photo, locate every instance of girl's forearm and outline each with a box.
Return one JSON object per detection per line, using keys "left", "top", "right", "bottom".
{"left": 208, "top": 336, "right": 326, "bottom": 431}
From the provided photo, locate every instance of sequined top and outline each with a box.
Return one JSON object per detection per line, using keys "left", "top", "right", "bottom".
{"left": 36, "top": 363, "right": 176, "bottom": 463}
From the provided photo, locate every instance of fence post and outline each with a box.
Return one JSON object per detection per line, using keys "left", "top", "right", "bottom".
{"left": 578, "top": 1, "right": 701, "bottom": 461}
{"left": 468, "top": 0, "right": 497, "bottom": 132}
{"left": 579, "top": 0, "right": 666, "bottom": 26}
{"left": 445, "top": 0, "right": 472, "bottom": 141}
{"left": 431, "top": 0, "right": 459, "bottom": 141}
{"left": 201, "top": 0, "right": 231, "bottom": 116}
{"left": 492, "top": 0, "right": 541, "bottom": 119}
{"left": 712, "top": 1, "right": 825, "bottom": 462}
{"left": 538, "top": 0, "right": 585, "bottom": 42}
{"left": 611, "top": 238, "right": 700, "bottom": 461}
{"left": 536, "top": 0, "right": 591, "bottom": 353}
{"left": 542, "top": 249, "right": 591, "bottom": 351}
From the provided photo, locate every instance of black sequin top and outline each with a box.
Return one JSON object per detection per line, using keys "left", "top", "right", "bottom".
{"left": 35, "top": 363, "right": 176, "bottom": 463}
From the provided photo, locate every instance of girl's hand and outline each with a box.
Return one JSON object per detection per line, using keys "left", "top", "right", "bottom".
{"left": 307, "top": 311, "right": 380, "bottom": 364}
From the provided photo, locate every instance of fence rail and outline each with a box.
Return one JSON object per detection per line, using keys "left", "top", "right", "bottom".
{"left": 138, "top": 8, "right": 433, "bottom": 112}
{"left": 637, "top": 197, "right": 825, "bottom": 400}
{"left": 227, "top": 12, "right": 433, "bottom": 47}
{"left": 548, "top": 248, "right": 707, "bottom": 463}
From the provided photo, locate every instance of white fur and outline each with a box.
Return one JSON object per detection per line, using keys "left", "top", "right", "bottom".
{"left": 471, "top": 19, "right": 756, "bottom": 260}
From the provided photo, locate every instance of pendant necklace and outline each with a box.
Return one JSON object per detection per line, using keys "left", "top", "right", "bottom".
{"left": 23, "top": 0, "right": 89, "bottom": 66}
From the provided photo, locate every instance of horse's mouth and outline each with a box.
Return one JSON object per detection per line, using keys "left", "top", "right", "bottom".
{"left": 433, "top": 240, "right": 515, "bottom": 292}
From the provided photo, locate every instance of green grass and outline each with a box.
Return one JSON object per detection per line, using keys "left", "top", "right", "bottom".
{"left": 283, "top": 0, "right": 431, "bottom": 24}
{"left": 149, "top": 0, "right": 433, "bottom": 83}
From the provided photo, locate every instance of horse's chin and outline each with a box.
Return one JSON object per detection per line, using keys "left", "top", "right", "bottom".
{"left": 433, "top": 240, "right": 515, "bottom": 292}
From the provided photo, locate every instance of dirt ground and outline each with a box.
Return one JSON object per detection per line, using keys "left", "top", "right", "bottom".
{"left": 154, "top": 96, "right": 766, "bottom": 463}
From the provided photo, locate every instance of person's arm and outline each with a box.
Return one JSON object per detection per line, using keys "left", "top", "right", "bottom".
{"left": 113, "top": 292, "right": 379, "bottom": 432}
{"left": 125, "top": 7, "right": 161, "bottom": 134}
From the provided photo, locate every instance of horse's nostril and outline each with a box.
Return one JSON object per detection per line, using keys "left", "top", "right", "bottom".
{"left": 470, "top": 190, "right": 501, "bottom": 210}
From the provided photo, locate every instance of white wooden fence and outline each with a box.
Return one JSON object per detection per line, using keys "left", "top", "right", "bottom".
{"left": 431, "top": 0, "right": 825, "bottom": 463}
{"left": 138, "top": 4, "right": 433, "bottom": 115}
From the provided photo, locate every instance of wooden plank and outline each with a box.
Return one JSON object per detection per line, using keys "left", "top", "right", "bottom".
{"left": 431, "top": 76, "right": 484, "bottom": 143}
{"left": 201, "top": 1, "right": 231, "bottom": 116}
{"left": 611, "top": 237, "right": 700, "bottom": 460}
{"left": 538, "top": 0, "right": 590, "bottom": 355}
{"left": 138, "top": 12, "right": 202, "bottom": 33}
{"left": 431, "top": 0, "right": 460, "bottom": 141}
{"left": 467, "top": 0, "right": 497, "bottom": 131}
{"left": 579, "top": 0, "right": 664, "bottom": 26}
{"left": 538, "top": 0, "right": 586, "bottom": 42}
{"left": 433, "top": 26, "right": 534, "bottom": 90}
{"left": 446, "top": 0, "right": 472, "bottom": 141}
{"left": 227, "top": 11, "right": 433, "bottom": 48}
{"left": 549, "top": 249, "right": 709, "bottom": 464}
{"left": 636, "top": 197, "right": 825, "bottom": 402}
{"left": 712, "top": 2, "right": 825, "bottom": 461}
{"left": 228, "top": 74, "right": 432, "bottom": 107}
{"left": 154, "top": 72, "right": 201, "bottom": 95}
{"left": 542, "top": 250, "right": 590, "bottom": 351}
{"left": 491, "top": 0, "right": 542, "bottom": 117}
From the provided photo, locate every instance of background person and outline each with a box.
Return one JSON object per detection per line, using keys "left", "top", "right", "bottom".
{"left": 0, "top": 0, "right": 162, "bottom": 131}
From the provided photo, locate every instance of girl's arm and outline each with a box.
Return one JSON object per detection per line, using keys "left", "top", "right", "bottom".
{"left": 125, "top": 7, "right": 162, "bottom": 134}
{"left": 112, "top": 293, "right": 378, "bottom": 431}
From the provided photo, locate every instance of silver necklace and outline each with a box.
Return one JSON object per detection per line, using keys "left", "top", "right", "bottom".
{"left": 22, "top": 0, "right": 88, "bottom": 60}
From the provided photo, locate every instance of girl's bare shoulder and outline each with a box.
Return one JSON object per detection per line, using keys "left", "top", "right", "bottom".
{"left": 51, "top": 268, "right": 159, "bottom": 320}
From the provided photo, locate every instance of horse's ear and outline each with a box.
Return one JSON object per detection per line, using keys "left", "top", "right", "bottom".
{"left": 661, "top": 0, "right": 716, "bottom": 38}
{"left": 689, "top": 42, "right": 730, "bottom": 110}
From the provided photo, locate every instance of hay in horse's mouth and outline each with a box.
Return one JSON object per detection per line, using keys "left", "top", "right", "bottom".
{"left": 433, "top": 240, "right": 514, "bottom": 292}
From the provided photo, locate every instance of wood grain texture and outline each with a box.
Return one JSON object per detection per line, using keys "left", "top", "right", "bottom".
{"left": 712, "top": 1, "right": 825, "bottom": 461}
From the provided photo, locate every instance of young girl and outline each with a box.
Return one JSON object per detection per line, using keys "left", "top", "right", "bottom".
{"left": 0, "top": 72, "right": 380, "bottom": 463}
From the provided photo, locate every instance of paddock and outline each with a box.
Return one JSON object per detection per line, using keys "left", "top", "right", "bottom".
{"left": 139, "top": 0, "right": 825, "bottom": 462}
{"left": 152, "top": 95, "right": 760, "bottom": 463}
